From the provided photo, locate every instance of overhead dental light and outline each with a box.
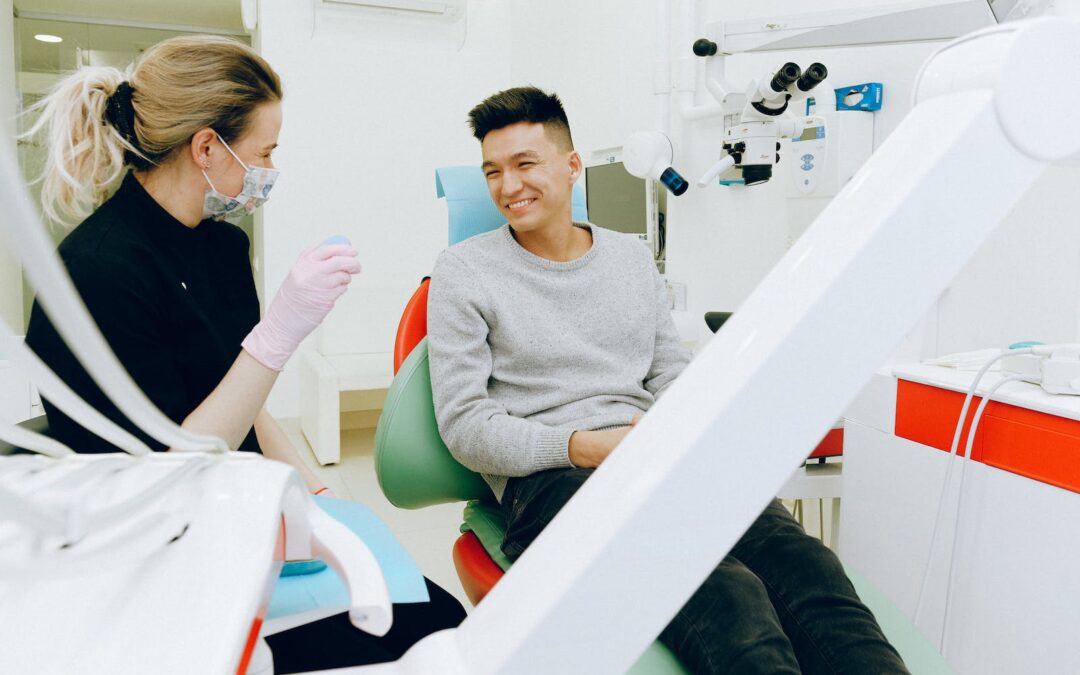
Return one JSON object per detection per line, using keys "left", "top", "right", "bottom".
{"left": 622, "top": 131, "right": 689, "bottom": 196}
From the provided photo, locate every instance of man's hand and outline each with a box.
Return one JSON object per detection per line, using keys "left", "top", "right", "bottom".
{"left": 568, "top": 415, "right": 642, "bottom": 468}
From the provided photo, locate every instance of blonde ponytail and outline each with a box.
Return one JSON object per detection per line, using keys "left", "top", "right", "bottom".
{"left": 25, "top": 35, "right": 281, "bottom": 228}
{"left": 24, "top": 66, "right": 141, "bottom": 226}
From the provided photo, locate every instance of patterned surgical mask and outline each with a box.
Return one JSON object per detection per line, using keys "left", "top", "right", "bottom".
{"left": 202, "top": 133, "right": 279, "bottom": 223}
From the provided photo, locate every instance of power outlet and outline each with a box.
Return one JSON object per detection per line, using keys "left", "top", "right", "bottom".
{"left": 665, "top": 281, "right": 687, "bottom": 311}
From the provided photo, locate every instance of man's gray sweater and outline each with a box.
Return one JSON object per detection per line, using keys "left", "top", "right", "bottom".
{"left": 428, "top": 223, "right": 691, "bottom": 501}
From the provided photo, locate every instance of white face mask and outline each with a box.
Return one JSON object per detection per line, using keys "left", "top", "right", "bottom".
{"left": 202, "top": 133, "right": 280, "bottom": 223}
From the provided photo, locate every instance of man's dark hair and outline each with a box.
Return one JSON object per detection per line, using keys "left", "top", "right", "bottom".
{"left": 467, "top": 86, "right": 574, "bottom": 151}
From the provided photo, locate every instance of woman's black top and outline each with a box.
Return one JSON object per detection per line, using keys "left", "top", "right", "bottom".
{"left": 26, "top": 172, "right": 262, "bottom": 453}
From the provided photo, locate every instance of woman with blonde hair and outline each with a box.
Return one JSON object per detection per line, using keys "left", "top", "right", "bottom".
{"left": 23, "top": 35, "right": 464, "bottom": 670}
{"left": 26, "top": 34, "right": 339, "bottom": 488}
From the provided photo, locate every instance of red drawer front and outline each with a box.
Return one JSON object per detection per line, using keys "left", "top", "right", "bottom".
{"left": 895, "top": 379, "right": 1080, "bottom": 494}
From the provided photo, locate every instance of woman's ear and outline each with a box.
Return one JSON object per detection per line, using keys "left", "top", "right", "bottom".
{"left": 190, "top": 128, "right": 217, "bottom": 169}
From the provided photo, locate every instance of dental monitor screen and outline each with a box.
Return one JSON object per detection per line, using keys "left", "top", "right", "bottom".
{"left": 585, "top": 160, "right": 652, "bottom": 239}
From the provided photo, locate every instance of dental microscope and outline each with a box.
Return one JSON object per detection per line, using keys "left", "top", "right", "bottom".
{"left": 692, "top": 38, "right": 829, "bottom": 187}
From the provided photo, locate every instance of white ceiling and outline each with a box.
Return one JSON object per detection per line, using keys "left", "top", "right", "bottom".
{"left": 14, "top": 0, "right": 244, "bottom": 33}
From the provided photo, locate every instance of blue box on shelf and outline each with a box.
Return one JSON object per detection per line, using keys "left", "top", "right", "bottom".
{"left": 835, "top": 82, "right": 882, "bottom": 111}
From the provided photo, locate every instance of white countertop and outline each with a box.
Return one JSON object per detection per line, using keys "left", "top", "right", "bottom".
{"left": 891, "top": 362, "right": 1080, "bottom": 423}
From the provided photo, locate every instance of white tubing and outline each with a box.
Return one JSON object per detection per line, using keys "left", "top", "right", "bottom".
{"left": 0, "top": 324, "right": 153, "bottom": 455}
{"left": 697, "top": 154, "right": 737, "bottom": 187}
{"left": 0, "top": 138, "right": 227, "bottom": 453}
{"left": 940, "top": 374, "right": 1029, "bottom": 653}
{"left": 0, "top": 423, "right": 73, "bottom": 458}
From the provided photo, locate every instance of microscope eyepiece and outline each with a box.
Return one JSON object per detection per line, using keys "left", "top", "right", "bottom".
{"left": 693, "top": 39, "right": 718, "bottom": 57}
{"left": 769, "top": 62, "right": 802, "bottom": 93}
{"left": 796, "top": 63, "right": 828, "bottom": 92}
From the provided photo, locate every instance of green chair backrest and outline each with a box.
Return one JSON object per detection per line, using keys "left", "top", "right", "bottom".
{"left": 374, "top": 338, "right": 493, "bottom": 508}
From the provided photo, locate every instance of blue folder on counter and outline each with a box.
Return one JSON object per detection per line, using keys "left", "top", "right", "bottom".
{"left": 267, "top": 495, "right": 429, "bottom": 619}
{"left": 435, "top": 166, "right": 588, "bottom": 246}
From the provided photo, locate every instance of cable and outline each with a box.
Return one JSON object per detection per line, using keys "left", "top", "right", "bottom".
{"left": 913, "top": 348, "right": 1032, "bottom": 627}
{"left": 657, "top": 212, "right": 666, "bottom": 259}
{"left": 0, "top": 422, "right": 73, "bottom": 458}
{"left": 4, "top": 337, "right": 153, "bottom": 455}
{"left": 939, "top": 373, "right": 1030, "bottom": 652}
{"left": 0, "top": 149, "right": 227, "bottom": 454}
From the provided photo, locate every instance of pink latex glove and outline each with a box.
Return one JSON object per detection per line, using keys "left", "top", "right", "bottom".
{"left": 242, "top": 243, "right": 361, "bottom": 371}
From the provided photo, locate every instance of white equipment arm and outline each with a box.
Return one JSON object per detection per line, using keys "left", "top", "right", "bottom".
{"left": 689, "top": 0, "right": 997, "bottom": 117}
{"left": 0, "top": 330, "right": 154, "bottom": 456}
{"left": 0, "top": 422, "right": 72, "bottom": 458}
{"left": 337, "top": 16, "right": 1078, "bottom": 673}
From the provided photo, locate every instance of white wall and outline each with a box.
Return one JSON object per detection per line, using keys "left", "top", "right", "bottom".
{"left": 0, "top": 0, "right": 23, "bottom": 334}
{"left": 508, "top": 0, "right": 655, "bottom": 156}
{"left": 256, "top": 0, "right": 512, "bottom": 417}
{"left": 914, "top": 164, "right": 1080, "bottom": 357}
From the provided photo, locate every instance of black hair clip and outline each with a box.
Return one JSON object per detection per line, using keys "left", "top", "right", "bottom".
{"left": 104, "top": 81, "right": 138, "bottom": 147}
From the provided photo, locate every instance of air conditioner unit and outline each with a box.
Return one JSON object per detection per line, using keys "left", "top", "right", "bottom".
{"left": 318, "top": 0, "right": 466, "bottom": 22}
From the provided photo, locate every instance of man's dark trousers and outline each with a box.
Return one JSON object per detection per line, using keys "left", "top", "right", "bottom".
{"left": 501, "top": 467, "right": 910, "bottom": 675}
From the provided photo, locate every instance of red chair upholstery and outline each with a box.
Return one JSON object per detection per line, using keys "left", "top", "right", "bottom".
{"left": 393, "top": 278, "right": 430, "bottom": 375}
{"left": 451, "top": 532, "right": 505, "bottom": 605}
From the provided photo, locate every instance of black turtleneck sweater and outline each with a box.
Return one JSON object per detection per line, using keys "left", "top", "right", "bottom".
{"left": 26, "top": 172, "right": 261, "bottom": 453}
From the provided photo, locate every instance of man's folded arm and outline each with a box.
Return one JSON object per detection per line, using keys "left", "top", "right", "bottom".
{"left": 428, "top": 251, "right": 575, "bottom": 476}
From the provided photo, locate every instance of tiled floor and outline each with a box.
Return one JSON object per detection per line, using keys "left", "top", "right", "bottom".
{"left": 284, "top": 422, "right": 841, "bottom": 615}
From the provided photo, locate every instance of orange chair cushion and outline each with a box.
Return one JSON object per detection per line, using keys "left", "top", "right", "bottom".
{"left": 452, "top": 531, "right": 505, "bottom": 605}
{"left": 393, "top": 278, "right": 431, "bottom": 374}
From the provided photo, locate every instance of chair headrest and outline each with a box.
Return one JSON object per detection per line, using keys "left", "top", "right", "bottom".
{"left": 435, "top": 166, "right": 588, "bottom": 246}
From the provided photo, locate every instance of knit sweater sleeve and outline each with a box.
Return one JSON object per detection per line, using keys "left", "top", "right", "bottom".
{"left": 428, "top": 249, "right": 575, "bottom": 477}
{"left": 642, "top": 248, "right": 692, "bottom": 399}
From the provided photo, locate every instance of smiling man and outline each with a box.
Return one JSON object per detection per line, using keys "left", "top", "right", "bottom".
{"left": 426, "top": 86, "right": 908, "bottom": 674}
